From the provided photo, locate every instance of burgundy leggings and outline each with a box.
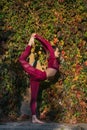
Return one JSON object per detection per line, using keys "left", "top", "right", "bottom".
{"left": 19, "top": 34, "right": 58, "bottom": 115}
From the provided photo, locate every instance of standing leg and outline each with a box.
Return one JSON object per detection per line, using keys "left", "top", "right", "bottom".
{"left": 30, "top": 77, "right": 44, "bottom": 124}
{"left": 30, "top": 78, "right": 40, "bottom": 115}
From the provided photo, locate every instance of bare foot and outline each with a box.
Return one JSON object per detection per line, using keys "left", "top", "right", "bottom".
{"left": 28, "top": 36, "right": 35, "bottom": 46}
{"left": 32, "top": 118, "right": 44, "bottom": 124}
{"left": 32, "top": 115, "right": 45, "bottom": 124}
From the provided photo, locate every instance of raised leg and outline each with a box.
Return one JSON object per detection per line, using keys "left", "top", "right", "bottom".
{"left": 35, "top": 34, "right": 55, "bottom": 58}
{"left": 19, "top": 45, "right": 47, "bottom": 81}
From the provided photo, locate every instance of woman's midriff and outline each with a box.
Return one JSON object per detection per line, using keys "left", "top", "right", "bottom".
{"left": 45, "top": 68, "right": 57, "bottom": 78}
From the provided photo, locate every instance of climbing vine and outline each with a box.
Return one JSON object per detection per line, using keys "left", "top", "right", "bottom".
{"left": 0, "top": 0, "right": 87, "bottom": 123}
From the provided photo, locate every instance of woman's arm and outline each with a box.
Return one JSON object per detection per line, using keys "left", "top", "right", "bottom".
{"left": 35, "top": 34, "right": 50, "bottom": 49}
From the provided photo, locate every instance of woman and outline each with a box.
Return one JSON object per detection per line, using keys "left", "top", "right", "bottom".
{"left": 19, "top": 33, "right": 60, "bottom": 123}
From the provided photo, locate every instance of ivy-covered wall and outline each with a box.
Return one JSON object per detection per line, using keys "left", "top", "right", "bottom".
{"left": 0, "top": 0, "right": 87, "bottom": 123}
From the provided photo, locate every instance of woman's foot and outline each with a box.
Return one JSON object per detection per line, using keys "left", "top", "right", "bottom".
{"left": 28, "top": 37, "right": 34, "bottom": 46}
{"left": 28, "top": 33, "right": 36, "bottom": 46}
{"left": 32, "top": 115, "right": 45, "bottom": 124}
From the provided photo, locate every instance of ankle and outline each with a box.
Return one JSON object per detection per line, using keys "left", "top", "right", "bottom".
{"left": 28, "top": 37, "right": 34, "bottom": 46}
{"left": 28, "top": 42, "right": 32, "bottom": 46}
{"left": 32, "top": 115, "right": 37, "bottom": 120}
{"left": 32, "top": 115, "right": 45, "bottom": 124}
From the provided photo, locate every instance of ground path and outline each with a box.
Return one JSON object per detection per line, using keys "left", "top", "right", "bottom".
{"left": 0, "top": 121, "right": 87, "bottom": 130}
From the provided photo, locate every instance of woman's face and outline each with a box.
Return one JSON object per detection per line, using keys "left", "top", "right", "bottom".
{"left": 54, "top": 48, "right": 60, "bottom": 58}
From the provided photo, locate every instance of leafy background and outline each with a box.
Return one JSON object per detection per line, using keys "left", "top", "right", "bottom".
{"left": 0, "top": 0, "right": 87, "bottom": 123}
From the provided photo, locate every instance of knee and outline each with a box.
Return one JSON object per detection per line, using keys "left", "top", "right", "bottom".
{"left": 18, "top": 57, "right": 24, "bottom": 65}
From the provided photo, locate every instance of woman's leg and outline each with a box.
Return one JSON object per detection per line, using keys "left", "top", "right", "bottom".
{"left": 30, "top": 78, "right": 40, "bottom": 115}
{"left": 35, "top": 34, "right": 59, "bottom": 72}
{"left": 19, "top": 60, "right": 47, "bottom": 81}
{"left": 19, "top": 45, "right": 46, "bottom": 123}
{"left": 19, "top": 45, "right": 47, "bottom": 81}
{"left": 30, "top": 77, "right": 44, "bottom": 124}
{"left": 35, "top": 34, "right": 55, "bottom": 58}
{"left": 19, "top": 45, "right": 32, "bottom": 62}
